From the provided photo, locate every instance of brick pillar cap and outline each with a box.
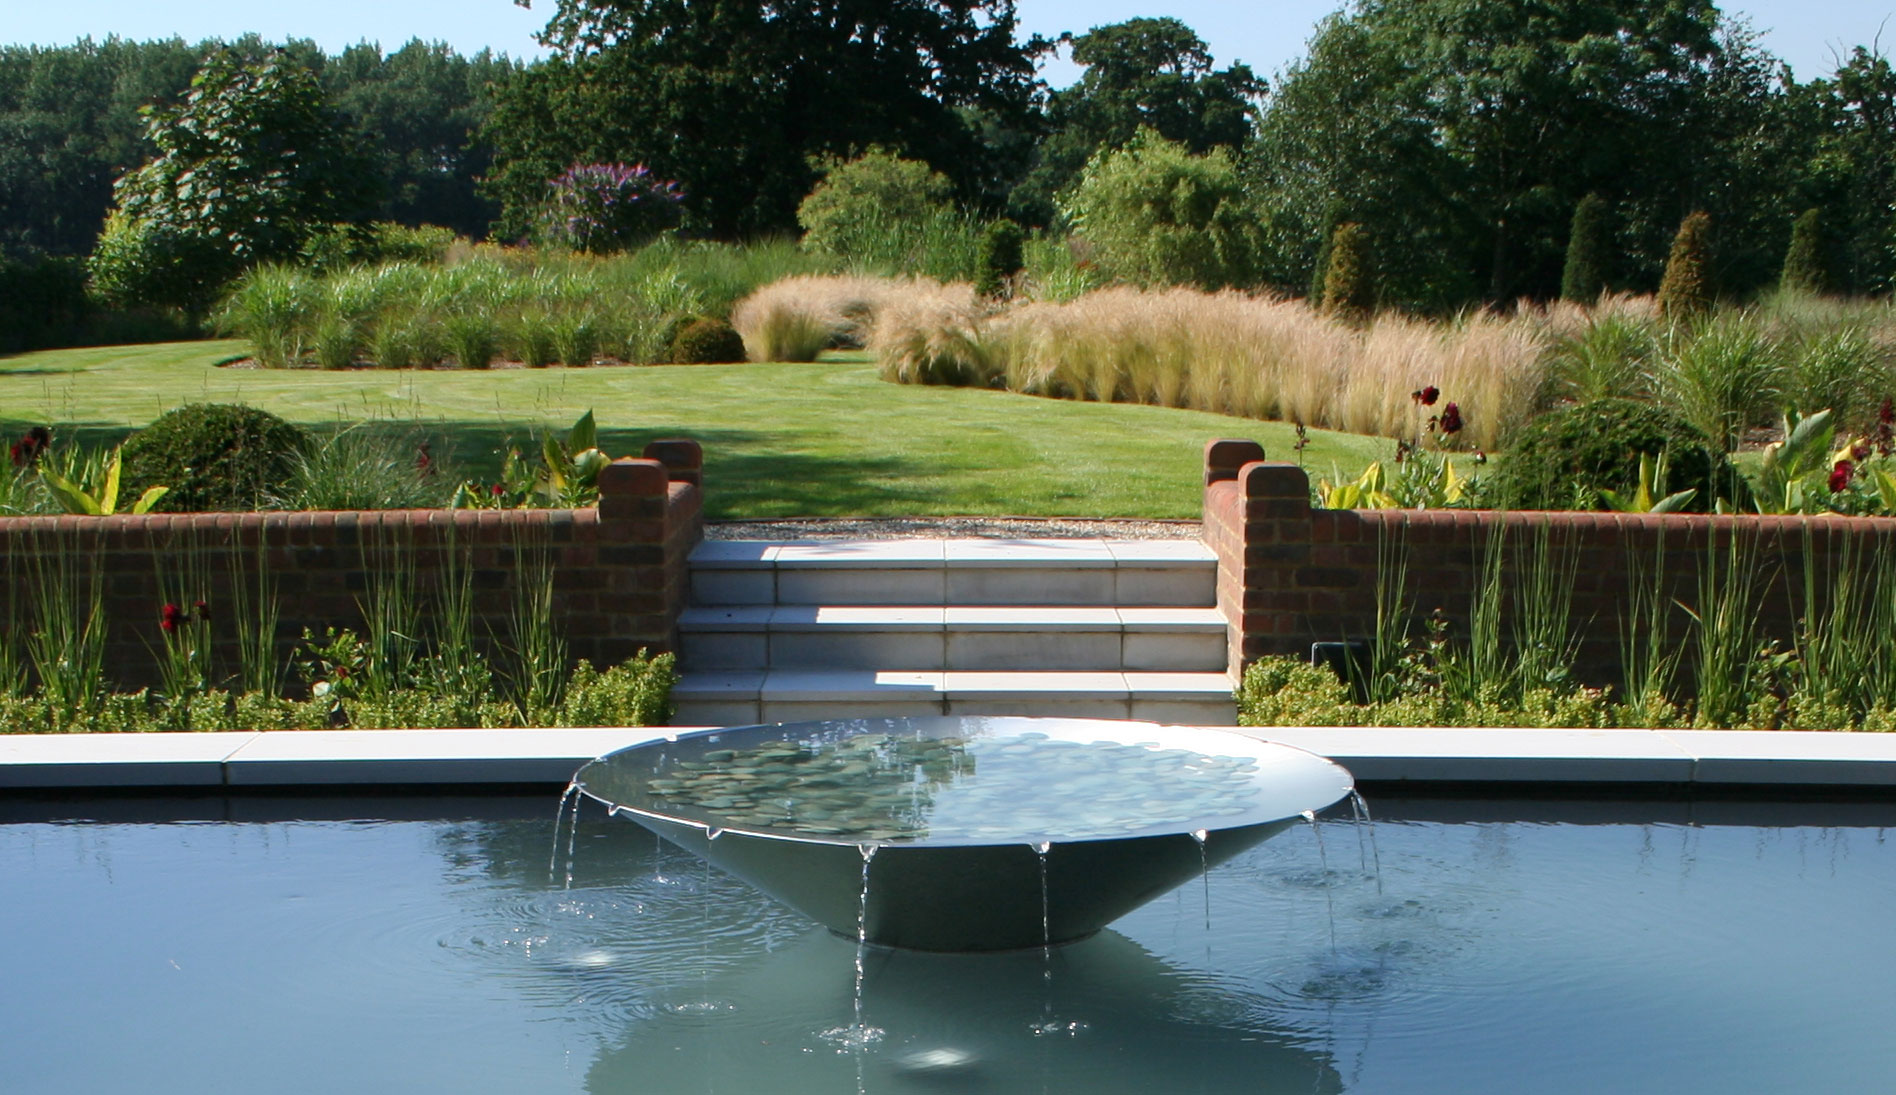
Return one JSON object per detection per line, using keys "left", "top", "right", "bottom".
{"left": 642, "top": 438, "right": 703, "bottom": 471}
{"left": 1205, "top": 438, "right": 1267, "bottom": 485}
{"left": 597, "top": 457, "right": 669, "bottom": 498}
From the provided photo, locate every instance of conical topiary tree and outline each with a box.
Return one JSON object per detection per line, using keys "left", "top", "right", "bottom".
{"left": 1657, "top": 211, "right": 1713, "bottom": 320}
{"left": 975, "top": 218, "right": 1026, "bottom": 300}
{"left": 1320, "top": 222, "right": 1374, "bottom": 321}
{"left": 1560, "top": 193, "right": 1611, "bottom": 304}
{"left": 1307, "top": 204, "right": 1343, "bottom": 304}
{"left": 1779, "top": 208, "right": 1831, "bottom": 295}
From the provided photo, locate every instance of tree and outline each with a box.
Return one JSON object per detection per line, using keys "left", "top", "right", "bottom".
{"left": 1657, "top": 211, "right": 1714, "bottom": 319}
{"left": 1560, "top": 193, "right": 1612, "bottom": 303}
{"left": 87, "top": 49, "right": 372, "bottom": 316}
{"left": 1058, "top": 129, "right": 1256, "bottom": 290}
{"left": 1011, "top": 18, "right": 1262, "bottom": 223}
{"left": 1779, "top": 207, "right": 1831, "bottom": 295}
{"left": 485, "top": 0, "right": 1044, "bottom": 238}
{"left": 1320, "top": 222, "right": 1375, "bottom": 321}
{"left": 1250, "top": 0, "right": 1779, "bottom": 309}
{"left": 1796, "top": 46, "right": 1896, "bottom": 294}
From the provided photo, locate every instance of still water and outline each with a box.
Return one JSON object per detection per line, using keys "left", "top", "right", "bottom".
{"left": 2, "top": 794, "right": 1892, "bottom": 1094}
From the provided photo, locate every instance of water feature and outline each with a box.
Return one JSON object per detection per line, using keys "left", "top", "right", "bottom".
{"left": 572, "top": 716, "right": 1354, "bottom": 951}
{"left": 5, "top": 794, "right": 1895, "bottom": 1094}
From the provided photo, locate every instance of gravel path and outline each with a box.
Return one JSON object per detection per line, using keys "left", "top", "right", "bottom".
{"left": 705, "top": 517, "right": 1204, "bottom": 541}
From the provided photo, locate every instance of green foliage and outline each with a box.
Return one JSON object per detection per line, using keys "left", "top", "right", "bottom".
{"left": 279, "top": 425, "right": 456, "bottom": 510}
{"left": 1653, "top": 314, "right": 1785, "bottom": 451}
{"left": 1011, "top": 17, "right": 1262, "bottom": 222}
{"left": 483, "top": 0, "right": 1040, "bottom": 239}
{"left": 0, "top": 255, "right": 92, "bottom": 354}
{"left": 1058, "top": 129, "right": 1257, "bottom": 290}
{"left": 975, "top": 219, "right": 1026, "bottom": 299}
{"left": 1657, "top": 211, "right": 1714, "bottom": 320}
{"left": 300, "top": 221, "right": 463, "bottom": 273}
{"left": 1560, "top": 193, "right": 1611, "bottom": 303}
{"left": 1787, "top": 327, "right": 1887, "bottom": 431}
{"left": 557, "top": 654, "right": 677, "bottom": 728}
{"left": 39, "top": 448, "right": 169, "bottom": 515}
{"left": 669, "top": 316, "right": 747, "bottom": 365}
{"left": 87, "top": 49, "right": 372, "bottom": 316}
{"left": 1550, "top": 309, "right": 1655, "bottom": 402}
{"left": 119, "top": 403, "right": 308, "bottom": 512}
{"left": 1779, "top": 208, "right": 1832, "bottom": 295}
{"left": 1492, "top": 398, "right": 1731, "bottom": 511}
{"left": 1319, "top": 222, "right": 1374, "bottom": 320}
{"left": 798, "top": 149, "right": 955, "bottom": 257}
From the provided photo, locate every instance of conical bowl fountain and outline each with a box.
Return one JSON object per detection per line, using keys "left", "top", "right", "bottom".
{"left": 574, "top": 716, "right": 1353, "bottom": 952}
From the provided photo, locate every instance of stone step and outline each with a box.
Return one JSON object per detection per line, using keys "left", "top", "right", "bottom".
{"left": 677, "top": 605, "right": 1227, "bottom": 672}
{"left": 671, "top": 669, "right": 1237, "bottom": 728}
{"left": 688, "top": 539, "right": 1216, "bottom": 607}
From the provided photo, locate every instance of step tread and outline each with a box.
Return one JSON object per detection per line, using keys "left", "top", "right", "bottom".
{"left": 689, "top": 538, "right": 1214, "bottom": 570}
{"left": 678, "top": 605, "right": 1225, "bottom": 633}
{"left": 674, "top": 668, "right": 1233, "bottom": 701}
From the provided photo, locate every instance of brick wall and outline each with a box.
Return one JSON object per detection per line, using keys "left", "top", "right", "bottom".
{"left": 1202, "top": 440, "right": 1896, "bottom": 682}
{"left": 0, "top": 440, "right": 704, "bottom": 692}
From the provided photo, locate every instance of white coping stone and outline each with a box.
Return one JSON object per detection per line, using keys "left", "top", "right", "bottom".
{"left": 8, "top": 726, "right": 1896, "bottom": 789}
{"left": 941, "top": 539, "right": 1116, "bottom": 567}
{"left": 688, "top": 541, "right": 779, "bottom": 567}
{"left": 1115, "top": 607, "right": 1226, "bottom": 630}
{"left": 224, "top": 727, "right": 674, "bottom": 785}
{"left": 774, "top": 541, "right": 945, "bottom": 567}
{"left": 1658, "top": 729, "right": 1896, "bottom": 785}
{"left": 773, "top": 606, "right": 946, "bottom": 630}
{"left": 1103, "top": 540, "right": 1217, "bottom": 564}
{"left": 0, "top": 731, "right": 259, "bottom": 788}
{"left": 1249, "top": 726, "right": 1699, "bottom": 783}
{"left": 943, "top": 606, "right": 1124, "bottom": 629}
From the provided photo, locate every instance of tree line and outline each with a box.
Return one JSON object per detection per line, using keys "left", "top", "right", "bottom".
{"left": 2, "top": 0, "right": 1893, "bottom": 322}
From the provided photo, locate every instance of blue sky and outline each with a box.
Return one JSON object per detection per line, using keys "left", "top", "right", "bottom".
{"left": 6, "top": 0, "right": 1890, "bottom": 85}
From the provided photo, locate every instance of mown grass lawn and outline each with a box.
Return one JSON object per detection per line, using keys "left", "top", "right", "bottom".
{"left": 0, "top": 341, "right": 1400, "bottom": 520}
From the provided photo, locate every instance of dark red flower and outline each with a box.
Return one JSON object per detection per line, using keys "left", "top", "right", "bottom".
{"left": 1474, "top": 450, "right": 1488, "bottom": 464}
{"left": 1830, "top": 460, "right": 1855, "bottom": 493}
{"left": 1853, "top": 441, "right": 1872, "bottom": 462}
{"left": 160, "top": 603, "right": 185, "bottom": 633}
{"left": 11, "top": 427, "right": 50, "bottom": 468}
{"left": 333, "top": 665, "right": 350, "bottom": 679}
{"left": 193, "top": 600, "right": 210, "bottom": 622}
{"left": 490, "top": 483, "right": 505, "bottom": 497}
{"left": 1878, "top": 399, "right": 1894, "bottom": 457}
{"left": 7, "top": 443, "right": 21, "bottom": 468}
{"left": 415, "top": 443, "right": 433, "bottom": 475}
{"left": 1412, "top": 386, "right": 1440, "bottom": 406}
{"left": 1439, "top": 402, "right": 1463, "bottom": 434}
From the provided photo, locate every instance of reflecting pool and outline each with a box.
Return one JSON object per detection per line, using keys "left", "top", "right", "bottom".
{"left": 2, "top": 794, "right": 1892, "bottom": 1094}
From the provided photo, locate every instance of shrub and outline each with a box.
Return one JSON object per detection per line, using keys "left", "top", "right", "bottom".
{"left": 542, "top": 162, "right": 685, "bottom": 254}
{"left": 798, "top": 148, "right": 955, "bottom": 259}
{"left": 1058, "top": 129, "right": 1258, "bottom": 290}
{"left": 976, "top": 219, "right": 1026, "bottom": 299}
{"left": 0, "top": 254, "right": 91, "bottom": 354}
{"left": 120, "top": 403, "right": 309, "bottom": 512}
{"left": 1657, "top": 211, "right": 1714, "bottom": 320}
{"left": 669, "top": 316, "right": 747, "bottom": 364}
{"left": 1560, "top": 193, "right": 1611, "bottom": 304}
{"left": 1780, "top": 208, "right": 1831, "bottom": 296}
{"left": 557, "top": 653, "right": 678, "bottom": 727}
{"left": 1491, "top": 398, "right": 1733, "bottom": 511}
{"left": 277, "top": 425, "right": 454, "bottom": 510}
{"left": 1320, "top": 222, "right": 1374, "bottom": 321}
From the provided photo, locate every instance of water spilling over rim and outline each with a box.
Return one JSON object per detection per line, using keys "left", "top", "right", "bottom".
{"left": 573, "top": 716, "right": 1354, "bottom": 850}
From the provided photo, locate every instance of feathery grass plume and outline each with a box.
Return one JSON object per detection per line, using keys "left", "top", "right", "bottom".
{"left": 442, "top": 312, "right": 500, "bottom": 369}
{"left": 1560, "top": 193, "right": 1612, "bottom": 304}
{"left": 1786, "top": 327, "right": 1887, "bottom": 431}
{"left": 1779, "top": 208, "right": 1831, "bottom": 296}
{"left": 1657, "top": 211, "right": 1714, "bottom": 321}
{"left": 867, "top": 280, "right": 993, "bottom": 385}
{"left": 1320, "top": 222, "right": 1374, "bottom": 322}
{"left": 1651, "top": 313, "right": 1785, "bottom": 451}
{"left": 505, "top": 308, "right": 560, "bottom": 368}
{"left": 731, "top": 275, "right": 927, "bottom": 362}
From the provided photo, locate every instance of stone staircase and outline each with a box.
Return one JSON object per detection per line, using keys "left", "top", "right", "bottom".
{"left": 671, "top": 538, "right": 1235, "bottom": 726}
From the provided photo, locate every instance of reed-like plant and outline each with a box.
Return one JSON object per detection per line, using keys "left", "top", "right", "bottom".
{"left": 1651, "top": 315, "right": 1785, "bottom": 451}
{"left": 21, "top": 527, "right": 108, "bottom": 722}
{"left": 442, "top": 312, "right": 500, "bottom": 370}
{"left": 1681, "top": 527, "right": 1766, "bottom": 728}
{"left": 227, "top": 532, "right": 282, "bottom": 697}
{"left": 506, "top": 309, "right": 560, "bottom": 368}
{"left": 151, "top": 534, "right": 215, "bottom": 716}
{"left": 1511, "top": 519, "right": 1581, "bottom": 694}
{"left": 215, "top": 264, "right": 315, "bottom": 368}
{"left": 1616, "top": 527, "right": 1680, "bottom": 720}
{"left": 507, "top": 528, "right": 569, "bottom": 721}
{"left": 358, "top": 527, "right": 422, "bottom": 698}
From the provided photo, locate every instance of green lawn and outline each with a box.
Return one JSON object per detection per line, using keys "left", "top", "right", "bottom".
{"left": 0, "top": 341, "right": 1397, "bottom": 520}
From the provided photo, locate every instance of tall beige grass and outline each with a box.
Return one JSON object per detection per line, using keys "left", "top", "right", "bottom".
{"left": 732, "top": 274, "right": 951, "bottom": 362}
{"left": 867, "top": 281, "right": 1552, "bottom": 450}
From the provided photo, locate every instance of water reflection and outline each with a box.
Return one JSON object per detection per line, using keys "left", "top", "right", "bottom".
{"left": 585, "top": 927, "right": 1340, "bottom": 1095}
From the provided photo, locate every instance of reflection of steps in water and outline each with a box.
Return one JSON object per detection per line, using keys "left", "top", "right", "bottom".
{"left": 586, "top": 927, "right": 1343, "bottom": 1095}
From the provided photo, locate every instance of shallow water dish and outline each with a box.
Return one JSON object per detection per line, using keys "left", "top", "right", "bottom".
{"left": 575, "top": 716, "right": 1354, "bottom": 951}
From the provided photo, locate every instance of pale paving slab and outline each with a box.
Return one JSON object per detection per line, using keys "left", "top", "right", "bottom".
{"left": 942, "top": 539, "right": 1115, "bottom": 567}
{"left": 1115, "top": 607, "right": 1226, "bottom": 631}
{"left": 773, "top": 606, "right": 946, "bottom": 630}
{"left": 944, "top": 606, "right": 1123, "bottom": 630}
{"left": 1659, "top": 729, "right": 1896, "bottom": 785}
{"left": 774, "top": 541, "right": 945, "bottom": 567}
{"left": 688, "top": 541, "right": 779, "bottom": 568}
{"left": 1245, "top": 726, "right": 1699, "bottom": 783}
{"left": 1103, "top": 540, "right": 1216, "bottom": 564}
{"left": 225, "top": 728, "right": 676, "bottom": 785}
{"left": 0, "top": 732, "right": 259, "bottom": 788}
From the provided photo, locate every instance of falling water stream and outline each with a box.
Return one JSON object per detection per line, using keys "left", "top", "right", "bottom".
{"left": 1301, "top": 810, "right": 1338, "bottom": 954}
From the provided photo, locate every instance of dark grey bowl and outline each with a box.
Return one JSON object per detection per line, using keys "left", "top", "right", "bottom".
{"left": 575, "top": 716, "right": 1353, "bottom": 952}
